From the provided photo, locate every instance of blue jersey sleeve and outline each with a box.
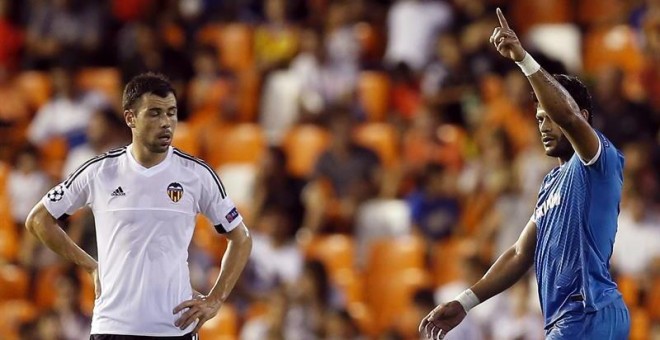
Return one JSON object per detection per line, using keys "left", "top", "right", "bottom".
{"left": 580, "top": 130, "right": 624, "bottom": 178}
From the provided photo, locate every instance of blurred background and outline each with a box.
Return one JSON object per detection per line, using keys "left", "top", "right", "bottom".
{"left": 0, "top": 0, "right": 658, "bottom": 339}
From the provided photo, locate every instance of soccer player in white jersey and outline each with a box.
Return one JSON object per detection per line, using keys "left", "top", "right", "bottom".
{"left": 25, "top": 73, "right": 253, "bottom": 339}
{"left": 419, "top": 9, "right": 629, "bottom": 340}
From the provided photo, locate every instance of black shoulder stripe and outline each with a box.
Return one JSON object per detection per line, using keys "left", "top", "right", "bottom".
{"left": 173, "top": 149, "right": 227, "bottom": 198}
{"left": 64, "top": 148, "right": 126, "bottom": 188}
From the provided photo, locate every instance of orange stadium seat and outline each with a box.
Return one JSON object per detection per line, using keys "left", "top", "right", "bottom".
{"left": 616, "top": 274, "right": 639, "bottom": 307}
{"left": 198, "top": 304, "right": 238, "bottom": 339}
{"left": 282, "top": 124, "right": 330, "bottom": 178}
{"left": 0, "top": 224, "right": 19, "bottom": 262}
{"left": 510, "top": 0, "right": 571, "bottom": 35}
{"left": 577, "top": 0, "right": 626, "bottom": 26}
{"left": 193, "top": 215, "right": 228, "bottom": 265}
{"left": 357, "top": 71, "right": 391, "bottom": 122}
{"left": 305, "top": 234, "right": 355, "bottom": 278}
{"left": 647, "top": 277, "right": 660, "bottom": 321}
{"left": 172, "top": 122, "right": 201, "bottom": 157}
{"left": 34, "top": 265, "right": 64, "bottom": 310}
{"left": 583, "top": 25, "right": 644, "bottom": 76}
{"left": 204, "top": 123, "right": 266, "bottom": 168}
{"left": 218, "top": 24, "right": 254, "bottom": 72}
{"left": 38, "top": 136, "right": 68, "bottom": 180}
{"left": 0, "top": 265, "right": 29, "bottom": 301}
{"left": 431, "top": 238, "right": 464, "bottom": 286}
{"left": 0, "top": 300, "right": 38, "bottom": 340}
{"left": 77, "top": 67, "right": 122, "bottom": 105}
{"left": 77, "top": 268, "right": 95, "bottom": 316}
{"left": 363, "top": 236, "right": 431, "bottom": 332}
{"left": 630, "top": 308, "right": 651, "bottom": 340}
{"left": 354, "top": 122, "right": 399, "bottom": 169}
{"left": 15, "top": 71, "right": 52, "bottom": 110}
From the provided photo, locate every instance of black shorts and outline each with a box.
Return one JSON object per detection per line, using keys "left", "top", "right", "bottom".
{"left": 90, "top": 333, "right": 197, "bottom": 340}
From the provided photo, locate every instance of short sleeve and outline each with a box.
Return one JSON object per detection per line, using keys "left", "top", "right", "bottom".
{"left": 580, "top": 131, "right": 623, "bottom": 177}
{"left": 42, "top": 171, "right": 91, "bottom": 220}
{"left": 198, "top": 165, "right": 243, "bottom": 234}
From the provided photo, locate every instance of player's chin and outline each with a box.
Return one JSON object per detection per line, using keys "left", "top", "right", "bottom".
{"left": 543, "top": 145, "right": 560, "bottom": 157}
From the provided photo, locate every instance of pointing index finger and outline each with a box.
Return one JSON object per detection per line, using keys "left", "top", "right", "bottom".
{"left": 496, "top": 8, "right": 509, "bottom": 30}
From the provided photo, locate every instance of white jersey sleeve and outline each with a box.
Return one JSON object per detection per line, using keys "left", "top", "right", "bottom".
{"left": 42, "top": 159, "right": 94, "bottom": 219}
{"left": 197, "top": 163, "right": 243, "bottom": 233}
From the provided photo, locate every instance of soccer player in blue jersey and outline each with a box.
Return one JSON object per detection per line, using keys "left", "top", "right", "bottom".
{"left": 419, "top": 8, "right": 630, "bottom": 340}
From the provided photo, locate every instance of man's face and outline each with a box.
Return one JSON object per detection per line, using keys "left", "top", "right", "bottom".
{"left": 129, "top": 92, "right": 177, "bottom": 153}
{"left": 536, "top": 107, "right": 573, "bottom": 160}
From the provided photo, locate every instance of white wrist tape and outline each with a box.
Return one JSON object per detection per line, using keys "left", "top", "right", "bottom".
{"left": 515, "top": 53, "right": 541, "bottom": 76}
{"left": 455, "top": 289, "right": 480, "bottom": 313}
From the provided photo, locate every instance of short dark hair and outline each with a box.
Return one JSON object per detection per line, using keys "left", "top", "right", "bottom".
{"left": 533, "top": 74, "right": 593, "bottom": 125}
{"left": 122, "top": 72, "right": 175, "bottom": 111}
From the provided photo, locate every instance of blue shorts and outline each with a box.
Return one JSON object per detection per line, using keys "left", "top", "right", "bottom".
{"left": 545, "top": 297, "right": 630, "bottom": 340}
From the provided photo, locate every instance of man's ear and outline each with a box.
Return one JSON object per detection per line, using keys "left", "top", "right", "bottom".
{"left": 580, "top": 109, "right": 589, "bottom": 122}
{"left": 125, "top": 109, "right": 136, "bottom": 128}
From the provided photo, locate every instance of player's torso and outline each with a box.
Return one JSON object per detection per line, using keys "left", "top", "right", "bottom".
{"left": 533, "top": 155, "right": 621, "bottom": 326}
{"left": 88, "top": 152, "right": 200, "bottom": 335}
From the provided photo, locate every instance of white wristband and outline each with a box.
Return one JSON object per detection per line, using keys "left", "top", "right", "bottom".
{"left": 515, "top": 53, "right": 541, "bottom": 76}
{"left": 455, "top": 289, "right": 480, "bottom": 313}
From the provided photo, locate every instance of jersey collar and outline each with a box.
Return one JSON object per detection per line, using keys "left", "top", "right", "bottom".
{"left": 126, "top": 144, "right": 173, "bottom": 176}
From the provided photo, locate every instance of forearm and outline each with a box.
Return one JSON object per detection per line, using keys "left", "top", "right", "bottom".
{"left": 525, "top": 59, "right": 581, "bottom": 126}
{"left": 470, "top": 246, "right": 532, "bottom": 302}
{"left": 26, "top": 212, "right": 96, "bottom": 272}
{"left": 207, "top": 229, "right": 252, "bottom": 302}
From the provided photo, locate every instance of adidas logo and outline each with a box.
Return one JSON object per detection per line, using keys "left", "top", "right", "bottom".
{"left": 111, "top": 186, "right": 126, "bottom": 197}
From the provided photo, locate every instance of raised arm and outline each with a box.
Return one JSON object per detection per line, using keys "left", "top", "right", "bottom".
{"left": 490, "top": 8, "right": 600, "bottom": 162}
{"left": 420, "top": 219, "right": 537, "bottom": 339}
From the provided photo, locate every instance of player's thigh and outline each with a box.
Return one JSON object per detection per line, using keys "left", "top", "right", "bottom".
{"left": 584, "top": 298, "right": 630, "bottom": 340}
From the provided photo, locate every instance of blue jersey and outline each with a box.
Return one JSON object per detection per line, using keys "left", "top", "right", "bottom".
{"left": 532, "top": 131, "right": 624, "bottom": 328}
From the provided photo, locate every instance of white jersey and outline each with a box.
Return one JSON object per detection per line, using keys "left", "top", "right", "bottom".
{"left": 42, "top": 145, "right": 243, "bottom": 336}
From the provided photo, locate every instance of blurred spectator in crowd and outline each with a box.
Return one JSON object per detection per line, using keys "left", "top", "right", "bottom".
{"left": 0, "top": 0, "right": 24, "bottom": 71}
{"left": 254, "top": 0, "right": 299, "bottom": 73}
{"left": 612, "top": 187, "right": 660, "bottom": 278}
{"left": 238, "top": 205, "right": 303, "bottom": 304}
{"left": 252, "top": 147, "right": 305, "bottom": 227}
{"left": 324, "top": 308, "right": 363, "bottom": 340}
{"left": 118, "top": 22, "right": 192, "bottom": 107}
{"left": 187, "top": 45, "right": 232, "bottom": 119}
{"left": 406, "top": 163, "right": 461, "bottom": 241}
{"left": 592, "top": 66, "right": 657, "bottom": 147}
{"left": 301, "top": 109, "right": 381, "bottom": 237}
{"left": 324, "top": 2, "right": 360, "bottom": 78}
{"left": 0, "top": 66, "right": 29, "bottom": 137}
{"left": 240, "top": 287, "right": 289, "bottom": 340}
{"left": 384, "top": 0, "right": 453, "bottom": 72}
{"left": 26, "top": 65, "right": 108, "bottom": 149}
{"left": 52, "top": 270, "right": 91, "bottom": 339}
{"left": 434, "top": 254, "right": 486, "bottom": 340}
{"left": 286, "top": 260, "right": 341, "bottom": 339}
{"left": 24, "top": 0, "right": 103, "bottom": 70}
{"left": 6, "top": 144, "right": 50, "bottom": 227}
{"left": 61, "top": 106, "right": 129, "bottom": 178}
{"left": 491, "top": 277, "right": 544, "bottom": 340}
{"left": 289, "top": 28, "right": 358, "bottom": 115}
{"left": 390, "top": 62, "right": 422, "bottom": 121}
{"left": 422, "top": 32, "right": 476, "bottom": 127}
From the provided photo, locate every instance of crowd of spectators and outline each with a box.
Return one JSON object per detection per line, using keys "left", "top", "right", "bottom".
{"left": 0, "top": 0, "right": 659, "bottom": 339}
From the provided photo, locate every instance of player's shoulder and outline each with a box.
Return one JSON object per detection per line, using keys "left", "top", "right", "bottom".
{"left": 171, "top": 148, "right": 218, "bottom": 176}
{"left": 172, "top": 148, "right": 227, "bottom": 197}
{"left": 63, "top": 146, "right": 127, "bottom": 187}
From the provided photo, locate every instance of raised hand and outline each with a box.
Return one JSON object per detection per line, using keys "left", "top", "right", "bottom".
{"left": 489, "top": 8, "right": 526, "bottom": 62}
{"left": 418, "top": 301, "right": 467, "bottom": 339}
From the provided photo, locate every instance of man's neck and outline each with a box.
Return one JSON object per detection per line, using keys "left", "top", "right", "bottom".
{"left": 131, "top": 143, "right": 167, "bottom": 168}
